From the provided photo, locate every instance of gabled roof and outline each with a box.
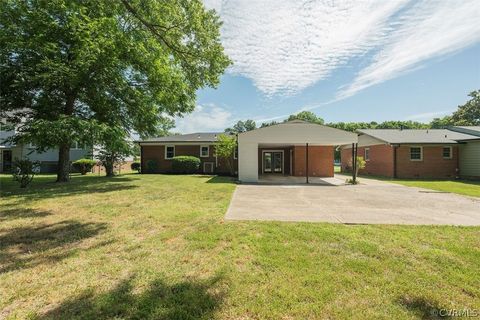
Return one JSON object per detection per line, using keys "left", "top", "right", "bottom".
{"left": 139, "top": 132, "right": 225, "bottom": 143}
{"left": 357, "top": 129, "right": 477, "bottom": 144}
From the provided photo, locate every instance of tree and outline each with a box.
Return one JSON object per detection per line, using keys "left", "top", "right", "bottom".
{"left": 96, "top": 127, "right": 133, "bottom": 177}
{"left": 451, "top": 90, "right": 480, "bottom": 125}
{"left": 214, "top": 134, "right": 236, "bottom": 176}
{"left": 225, "top": 120, "right": 256, "bottom": 134}
{"left": 287, "top": 111, "right": 324, "bottom": 124}
{"left": 430, "top": 116, "right": 453, "bottom": 129}
{"left": 0, "top": 0, "right": 230, "bottom": 182}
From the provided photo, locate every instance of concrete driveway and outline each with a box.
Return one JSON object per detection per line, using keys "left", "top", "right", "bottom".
{"left": 225, "top": 175, "right": 480, "bottom": 226}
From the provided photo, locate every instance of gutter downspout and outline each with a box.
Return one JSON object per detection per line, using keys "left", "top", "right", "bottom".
{"left": 392, "top": 144, "right": 398, "bottom": 179}
{"left": 306, "top": 143, "right": 309, "bottom": 184}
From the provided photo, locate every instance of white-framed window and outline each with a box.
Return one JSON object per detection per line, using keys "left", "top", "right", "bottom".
{"left": 442, "top": 146, "right": 452, "bottom": 159}
{"left": 410, "top": 146, "right": 423, "bottom": 161}
{"left": 200, "top": 145, "right": 209, "bottom": 157}
{"left": 165, "top": 145, "right": 175, "bottom": 159}
{"left": 234, "top": 146, "right": 238, "bottom": 159}
{"left": 70, "top": 141, "right": 79, "bottom": 150}
{"left": 364, "top": 148, "right": 370, "bottom": 161}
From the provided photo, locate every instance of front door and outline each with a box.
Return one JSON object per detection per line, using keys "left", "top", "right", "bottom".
{"left": 263, "top": 151, "right": 282, "bottom": 174}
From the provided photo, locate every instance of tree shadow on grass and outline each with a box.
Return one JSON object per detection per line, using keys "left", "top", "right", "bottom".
{"left": 39, "top": 274, "right": 225, "bottom": 320}
{"left": 193, "top": 175, "right": 236, "bottom": 184}
{"left": 398, "top": 296, "right": 451, "bottom": 319}
{"left": 0, "top": 208, "right": 52, "bottom": 221}
{"left": 0, "top": 219, "right": 107, "bottom": 273}
{"left": 1, "top": 175, "right": 139, "bottom": 204}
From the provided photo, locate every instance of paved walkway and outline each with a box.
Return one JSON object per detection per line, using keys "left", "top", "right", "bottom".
{"left": 226, "top": 175, "right": 480, "bottom": 226}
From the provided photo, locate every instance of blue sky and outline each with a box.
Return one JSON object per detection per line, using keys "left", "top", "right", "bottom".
{"left": 175, "top": 0, "right": 480, "bottom": 133}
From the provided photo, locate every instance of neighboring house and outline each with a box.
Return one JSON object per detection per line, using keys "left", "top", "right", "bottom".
{"left": 138, "top": 120, "right": 358, "bottom": 182}
{"left": 340, "top": 128, "right": 480, "bottom": 179}
{"left": 0, "top": 120, "right": 91, "bottom": 173}
{"left": 448, "top": 126, "right": 480, "bottom": 179}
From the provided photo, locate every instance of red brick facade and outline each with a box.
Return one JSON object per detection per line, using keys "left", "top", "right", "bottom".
{"left": 341, "top": 144, "right": 459, "bottom": 178}
{"left": 141, "top": 144, "right": 236, "bottom": 174}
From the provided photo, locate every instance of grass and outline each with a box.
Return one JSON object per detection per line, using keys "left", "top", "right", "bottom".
{"left": 388, "top": 179, "right": 480, "bottom": 198}
{"left": 0, "top": 173, "right": 479, "bottom": 319}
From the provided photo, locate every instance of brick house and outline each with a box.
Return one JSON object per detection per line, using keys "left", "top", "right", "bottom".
{"left": 139, "top": 132, "right": 237, "bottom": 175}
{"left": 138, "top": 120, "right": 358, "bottom": 182}
{"left": 340, "top": 128, "right": 479, "bottom": 179}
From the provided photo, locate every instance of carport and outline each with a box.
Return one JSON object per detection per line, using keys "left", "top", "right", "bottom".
{"left": 237, "top": 120, "right": 358, "bottom": 183}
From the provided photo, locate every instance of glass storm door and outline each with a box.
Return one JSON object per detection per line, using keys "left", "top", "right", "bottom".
{"left": 263, "top": 152, "right": 282, "bottom": 173}
{"left": 263, "top": 152, "right": 272, "bottom": 173}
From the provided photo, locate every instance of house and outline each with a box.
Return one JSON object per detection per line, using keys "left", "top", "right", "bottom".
{"left": 448, "top": 126, "right": 480, "bottom": 179}
{"left": 0, "top": 120, "right": 91, "bottom": 173}
{"left": 138, "top": 120, "right": 358, "bottom": 183}
{"left": 340, "top": 128, "right": 480, "bottom": 179}
{"left": 138, "top": 132, "right": 237, "bottom": 175}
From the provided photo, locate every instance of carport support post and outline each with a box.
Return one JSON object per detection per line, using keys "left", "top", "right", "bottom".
{"left": 306, "top": 143, "right": 309, "bottom": 184}
{"left": 352, "top": 143, "right": 357, "bottom": 183}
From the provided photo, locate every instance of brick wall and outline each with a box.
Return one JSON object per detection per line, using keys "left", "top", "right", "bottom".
{"left": 141, "top": 144, "right": 237, "bottom": 174}
{"left": 341, "top": 144, "right": 459, "bottom": 178}
{"left": 293, "top": 145, "right": 334, "bottom": 177}
{"left": 396, "top": 145, "right": 458, "bottom": 178}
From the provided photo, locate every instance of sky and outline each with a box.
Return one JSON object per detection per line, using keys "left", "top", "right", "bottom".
{"left": 174, "top": 0, "right": 480, "bottom": 133}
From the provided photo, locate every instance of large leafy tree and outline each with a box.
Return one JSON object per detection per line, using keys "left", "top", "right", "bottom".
{"left": 451, "top": 90, "right": 480, "bottom": 125}
{"left": 287, "top": 111, "right": 324, "bottom": 124}
{"left": 225, "top": 119, "right": 256, "bottom": 134}
{"left": 0, "top": 0, "right": 230, "bottom": 182}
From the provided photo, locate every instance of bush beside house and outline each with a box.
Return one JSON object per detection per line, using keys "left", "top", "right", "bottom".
{"left": 171, "top": 156, "right": 200, "bottom": 174}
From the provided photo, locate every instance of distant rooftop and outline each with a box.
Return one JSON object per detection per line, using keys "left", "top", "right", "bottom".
{"left": 139, "top": 132, "right": 225, "bottom": 143}
{"left": 449, "top": 126, "right": 480, "bottom": 138}
{"left": 357, "top": 129, "right": 478, "bottom": 144}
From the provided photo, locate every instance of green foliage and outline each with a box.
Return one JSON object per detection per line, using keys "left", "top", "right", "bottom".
{"left": 96, "top": 127, "right": 133, "bottom": 177}
{"left": 171, "top": 156, "right": 201, "bottom": 174}
{"left": 215, "top": 134, "right": 236, "bottom": 175}
{"left": 225, "top": 120, "right": 256, "bottom": 134}
{"left": 287, "top": 111, "right": 324, "bottom": 124}
{"left": 146, "top": 160, "right": 158, "bottom": 173}
{"left": 131, "top": 162, "right": 141, "bottom": 173}
{"left": 0, "top": 0, "right": 230, "bottom": 181}
{"left": 73, "top": 159, "right": 97, "bottom": 175}
{"left": 451, "top": 90, "right": 480, "bottom": 125}
{"left": 12, "top": 158, "right": 40, "bottom": 188}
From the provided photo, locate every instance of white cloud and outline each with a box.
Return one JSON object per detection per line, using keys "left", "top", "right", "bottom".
{"left": 174, "top": 104, "right": 232, "bottom": 133}
{"left": 337, "top": 0, "right": 480, "bottom": 99}
{"left": 213, "top": 0, "right": 408, "bottom": 96}
{"left": 405, "top": 109, "right": 454, "bottom": 122}
{"left": 205, "top": 0, "right": 479, "bottom": 99}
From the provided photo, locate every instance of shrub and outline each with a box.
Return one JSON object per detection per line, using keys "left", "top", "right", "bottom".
{"left": 146, "top": 159, "right": 158, "bottom": 173}
{"left": 72, "top": 158, "right": 96, "bottom": 175}
{"left": 171, "top": 156, "right": 200, "bottom": 174}
{"left": 131, "top": 161, "right": 141, "bottom": 173}
{"left": 12, "top": 158, "right": 40, "bottom": 188}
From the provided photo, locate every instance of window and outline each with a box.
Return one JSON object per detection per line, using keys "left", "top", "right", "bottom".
{"left": 165, "top": 145, "right": 175, "bottom": 159}
{"left": 200, "top": 145, "right": 209, "bottom": 157}
{"left": 364, "top": 148, "right": 370, "bottom": 161}
{"left": 410, "top": 147, "right": 422, "bottom": 161}
{"left": 442, "top": 146, "right": 452, "bottom": 159}
{"left": 234, "top": 146, "right": 238, "bottom": 159}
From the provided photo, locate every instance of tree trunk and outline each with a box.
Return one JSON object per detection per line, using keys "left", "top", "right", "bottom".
{"left": 105, "top": 159, "right": 115, "bottom": 177}
{"left": 56, "top": 92, "right": 76, "bottom": 183}
{"left": 56, "top": 143, "right": 70, "bottom": 182}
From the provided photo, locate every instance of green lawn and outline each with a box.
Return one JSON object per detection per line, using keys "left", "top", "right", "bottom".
{"left": 388, "top": 179, "right": 480, "bottom": 198}
{"left": 0, "top": 174, "right": 479, "bottom": 319}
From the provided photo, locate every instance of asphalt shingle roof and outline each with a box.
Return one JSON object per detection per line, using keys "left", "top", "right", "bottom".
{"left": 357, "top": 129, "right": 477, "bottom": 144}
{"left": 139, "top": 132, "right": 225, "bottom": 143}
